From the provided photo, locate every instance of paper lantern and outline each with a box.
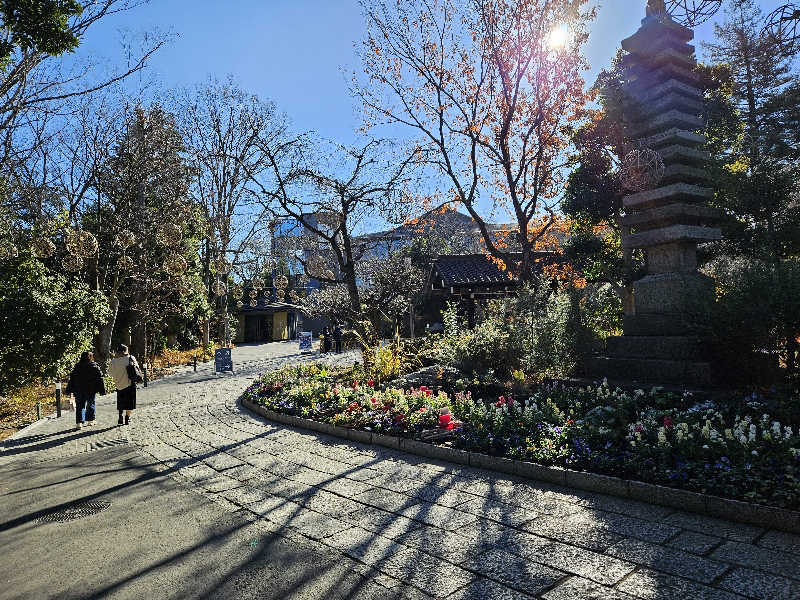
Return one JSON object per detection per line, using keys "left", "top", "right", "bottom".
{"left": 0, "top": 244, "right": 19, "bottom": 260}
{"left": 164, "top": 255, "right": 188, "bottom": 276}
{"left": 156, "top": 223, "right": 182, "bottom": 246}
{"left": 115, "top": 230, "right": 136, "bottom": 249}
{"left": 215, "top": 257, "right": 231, "bottom": 274}
{"left": 664, "top": 1, "right": 722, "bottom": 26}
{"left": 249, "top": 299, "right": 258, "bottom": 308}
{"left": 118, "top": 255, "right": 134, "bottom": 271}
{"left": 274, "top": 275, "right": 289, "bottom": 289}
{"left": 31, "top": 237, "right": 55, "bottom": 258}
{"left": 764, "top": 4, "right": 800, "bottom": 57}
{"left": 621, "top": 147, "right": 665, "bottom": 192}
{"left": 63, "top": 254, "right": 83, "bottom": 272}
{"left": 252, "top": 277, "right": 265, "bottom": 290}
{"left": 66, "top": 229, "right": 98, "bottom": 257}
{"left": 248, "top": 289, "right": 258, "bottom": 299}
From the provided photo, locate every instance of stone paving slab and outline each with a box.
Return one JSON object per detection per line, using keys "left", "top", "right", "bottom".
{"left": 446, "top": 577, "right": 536, "bottom": 599}
{"left": 757, "top": 530, "right": 800, "bottom": 556}
{"left": 666, "top": 530, "right": 722, "bottom": 555}
{"left": 540, "top": 576, "right": 637, "bottom": 600}
{"left": 606, "top": 538, "right": 730, "bottom": 584}
{"left": 710, "top": 540, "right": 800, "bottom": 578}
{"left": 718, "top": 566, "right": 800, "bottom": 600}
{"left": 663, "top": 511, "right": 764, "bottom": 543}
{"left": 377, "top": 547, "right": 476, "bottom": 597}
{"left": 614, "top": 568, "right": 745, "bottom": 600}
{"left": 460, "top": 548, "right": 566, "bottom": 596}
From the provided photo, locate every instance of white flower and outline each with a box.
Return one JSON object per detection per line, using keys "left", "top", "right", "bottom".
{"left": 725, "top": 429, "right": 734, "bottom": 440}
{"left": 702, "top": 444, "right": 709, "bottom": 449}
{"left": 785, "top": 426, "right": 794, "bottom": 440}
{"left": 749, "top": 424, "right": 757, "bottom": 442}
{"left": 772, "top": 422, "right": 782, "bottom": 436}
{"left": 657, "top": 427, "right": 669, "bottom": 446}
{"left": 751, "top": 450, "right": 758, "bottom": 456}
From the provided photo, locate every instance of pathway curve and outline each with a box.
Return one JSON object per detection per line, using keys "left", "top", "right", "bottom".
{"left": 2, "top": 342, "right": 799, "bottom": 599}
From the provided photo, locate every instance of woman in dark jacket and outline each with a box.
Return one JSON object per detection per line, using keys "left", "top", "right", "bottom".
{"left": 66, "top": 351, "right": 106, "bottom": 431}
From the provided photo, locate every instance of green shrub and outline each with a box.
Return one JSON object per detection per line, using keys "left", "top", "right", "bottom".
{"left": 704, "top": 256, "right": 800, "bottom": 386}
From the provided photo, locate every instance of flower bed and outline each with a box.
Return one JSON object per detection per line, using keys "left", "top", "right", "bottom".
{"left": 242, "top": 363, "right": 800, "bottom": 509}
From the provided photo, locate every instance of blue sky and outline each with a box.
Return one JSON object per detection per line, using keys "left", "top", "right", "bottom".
{"left": 73, "top": 0, "right": 787, "bottom": 145}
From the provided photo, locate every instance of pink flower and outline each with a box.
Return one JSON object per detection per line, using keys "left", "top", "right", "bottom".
{"left": 634, "top": 423, "right": 644, "bottom": 433}
{"left": 352, "top": 380, "right": 359, "bottom": 389}
{"left": 496, "top": 396, "right": 506, "bottom": 407}
{"left": 333, "top": 388, "right": 340, "bottom": 395}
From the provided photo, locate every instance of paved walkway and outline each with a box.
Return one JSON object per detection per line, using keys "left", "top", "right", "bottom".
{"left": 1, "top": 343, "right": 799, "bottom": 599}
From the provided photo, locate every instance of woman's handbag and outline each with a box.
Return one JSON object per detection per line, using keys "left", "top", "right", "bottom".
{"left": 126, "top": 357, "right": 144, "bottom": 384}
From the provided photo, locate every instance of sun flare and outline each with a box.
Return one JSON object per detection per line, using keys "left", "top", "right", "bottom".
{"left": 548, "top": 24, "right": 569, "bottom": 49}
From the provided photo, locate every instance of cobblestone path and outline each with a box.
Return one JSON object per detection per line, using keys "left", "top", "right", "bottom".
{"left": 2, "top": 343, "right": 799, "bottom": 599}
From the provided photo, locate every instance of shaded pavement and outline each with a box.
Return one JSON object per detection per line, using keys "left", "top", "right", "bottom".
{"left": 1, "top": 342, "right": 799, "bottom": 599}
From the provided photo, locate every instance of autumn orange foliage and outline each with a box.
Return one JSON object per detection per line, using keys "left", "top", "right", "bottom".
{"left": 356, "top": 0, "right": 596, "bottom": 282}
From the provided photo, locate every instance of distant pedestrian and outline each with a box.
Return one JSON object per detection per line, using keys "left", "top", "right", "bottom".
{"left": 109, "top": 344, "right": 141, "bottom": 426}
{"left": 333, "top": 323, "right": 343, "bottom": 354}
{"left": 322, "top": 326, "right": 332, "bottom": 353}
{"left": 65, "top": 351, "right": 105, "bottom": 431}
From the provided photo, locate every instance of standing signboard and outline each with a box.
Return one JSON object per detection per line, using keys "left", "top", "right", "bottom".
{"left": 299, "top": 331, "right": 313, "bottom": 353}
{"left": 214, "top": 348, "right": 234, "bottom": 372}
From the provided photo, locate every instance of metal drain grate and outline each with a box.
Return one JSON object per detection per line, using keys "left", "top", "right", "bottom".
{"left": 37, "top": 500, "right": 111, "bottom": 523}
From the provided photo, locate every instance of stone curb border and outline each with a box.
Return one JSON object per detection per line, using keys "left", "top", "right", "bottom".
{"left": 241, "top": 398, "right": 800, "bottom": 535}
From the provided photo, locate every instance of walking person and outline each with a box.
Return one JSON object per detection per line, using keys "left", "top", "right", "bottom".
{"left": 333, "top": 323, "right": 343, "bottom": 354}
{"left": 65, "top": 351, "right": 105, "bottom": 431}
{"left": 109, "top": 344, "right": 141, "bottom": 426}
{"left": 321, "top": 326, "right": 331, "bottom": 353}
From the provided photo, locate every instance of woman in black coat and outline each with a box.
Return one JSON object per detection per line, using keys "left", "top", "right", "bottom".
{"left": 65, "top": 351, "right": 106, "bottom": 431}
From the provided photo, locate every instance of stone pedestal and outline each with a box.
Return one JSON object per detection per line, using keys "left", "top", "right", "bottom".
{"left": 586, "top": 6, "right": 721, "bottom": 387}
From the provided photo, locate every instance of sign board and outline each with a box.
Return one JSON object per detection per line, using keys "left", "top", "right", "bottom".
{"left": 214, "top": 348, "right": 234, "bottom": 373}
{"left": 299, "top": 331, "right": 313, "bottom": 353}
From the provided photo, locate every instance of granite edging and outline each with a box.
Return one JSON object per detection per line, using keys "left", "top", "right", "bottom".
{"left": 240, "top": 397, "right": 800, "bottom": 534}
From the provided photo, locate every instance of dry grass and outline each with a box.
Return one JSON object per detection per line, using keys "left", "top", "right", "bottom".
{"left": 0, "top": 343, "right": 225, "bottom": 441}
{"left": 0, "top": 382, "right": 60, "bottom": 441}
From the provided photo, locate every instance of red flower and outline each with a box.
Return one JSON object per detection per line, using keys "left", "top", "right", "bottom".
{"left": 352, "top": 380, "right": 359, "bottom": 389}
{"left": 496, "top": 396, "right": 506, "bottom": 407}
{"left": 663, "top": 416, "right": 674, "bottom": 429}
{"left": 419, "top": 407, "right": 426, "bottom": 413}
{"left": 425, "top": 389, "right": 432, "bottom": 397}
{"left": 333, "top": 388, "right": 340, "bottom": 395}
{"left": 348, "top": 402, "right": 360, "bottom": 411}
{"left": 368, "top": 379, "right": 375, "bottom": 387}
{"left": 394, "top": 413, "right": 405, "bottom": 423}
{"left": 370, "top": 397, "right": 377, "bottom": 405}
{"left": 634, "top": 423, "right": 644, "bottom": 433}
{"left": 566, "top": 418, "right": 575, "bottom": 426}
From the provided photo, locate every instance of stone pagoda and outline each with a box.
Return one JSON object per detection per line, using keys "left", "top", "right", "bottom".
{"left": 587, "top": 1, "right": 722, "bottom": 387}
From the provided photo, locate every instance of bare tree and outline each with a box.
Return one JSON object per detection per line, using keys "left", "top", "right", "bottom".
{"left": 176, "top": 77, "right": 284, "bottom": 344}
{"left": 248, "top": 136, "right": 417, "bottom": 322}
{"left": 355, "top": 0, "right": 595, "bottom": 281}
{"left": 0, "top": 1, "right": 168, "bottom": 179}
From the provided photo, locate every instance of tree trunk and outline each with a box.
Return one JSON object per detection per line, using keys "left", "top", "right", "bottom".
{"left": 131, "top": 320, "right": 146, "bottom": 361}
{"left": 94, "top": 296, "right": 119, "bottom": 371}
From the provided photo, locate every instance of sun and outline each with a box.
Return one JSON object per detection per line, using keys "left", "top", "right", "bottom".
{"left": 548, "top": 24, "right": 569, "bottom": 49}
